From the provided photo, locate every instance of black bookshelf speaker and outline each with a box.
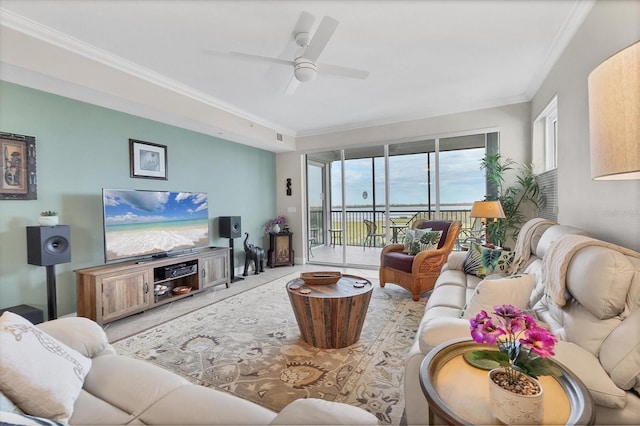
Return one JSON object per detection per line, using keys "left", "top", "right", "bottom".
{"left": 219, "top": 216, "right": 241, "bottom": 238}
{"left": 26, "top": 225, "right": 71, "bottom": 266}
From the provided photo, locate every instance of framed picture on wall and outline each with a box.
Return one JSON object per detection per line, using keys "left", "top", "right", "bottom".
{"left": 0, "top": 132, "right": 37, "bottom": 200}
{"left": 129, "top": 139, "right": 168, "bottom": 180}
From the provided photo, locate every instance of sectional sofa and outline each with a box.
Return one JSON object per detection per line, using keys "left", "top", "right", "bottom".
{"left": 403, "top": 218, "right": 640, "bottom": 425}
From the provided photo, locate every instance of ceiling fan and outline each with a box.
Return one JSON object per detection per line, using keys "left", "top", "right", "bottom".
{"left": 218, "top": 12, "right": 369, "bottom": 94}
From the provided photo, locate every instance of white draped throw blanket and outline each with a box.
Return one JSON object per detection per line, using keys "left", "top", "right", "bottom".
{"left": 542, "top": 234, "right": 640, "bottom": 306}
{"left": 507, "top": 218, "right": 557, "bottom": 275}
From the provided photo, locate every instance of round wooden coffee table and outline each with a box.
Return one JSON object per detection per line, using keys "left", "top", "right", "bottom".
{"left": 419, "top": 338, "right": 595, "bottom": 425}
{"left": 286, "top": 274, "right": 373, "bottom": 349}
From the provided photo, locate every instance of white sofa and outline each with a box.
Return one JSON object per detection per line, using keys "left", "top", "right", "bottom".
{"left": 403, "top": 219, "right": 640, "bottom": 425}
{"left": 0, "top": 314, "right": 379, "bottom": 425}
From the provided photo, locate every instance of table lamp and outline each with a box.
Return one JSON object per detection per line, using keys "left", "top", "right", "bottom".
{"left": 470, "top": 200, "right": 506, "bottom": 245}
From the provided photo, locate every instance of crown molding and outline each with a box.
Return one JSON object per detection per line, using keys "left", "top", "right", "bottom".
{"left": 0, "top": 8, "right": 297, "bottom": 138}
{"left": 295, "top": 93, "right": 530, "bottom": 138}
{"left": 524, "top": 0, "right": 596, "bottom": 98}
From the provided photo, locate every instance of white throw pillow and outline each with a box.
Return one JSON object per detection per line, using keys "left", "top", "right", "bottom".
{"left": 0, "top": 312, "right": 91, "bottom": 422}
{"left": 461, "top": 274, "right": 536, "bottom": 319}
{"left": 0, "top": 411, "right": 64, "bottom": 426}
{"left": 1, "top": 390, "right": 22, "bottom": 414}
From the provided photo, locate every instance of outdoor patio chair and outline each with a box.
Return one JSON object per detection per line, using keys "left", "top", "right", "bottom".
{"left": 457, "top": 217, "right": 485, "bottom": 250}
{"left": 379, "top": 219, "right": 461, "bottom": 300}
{"left": 328, "top": 228, "right": 343, "bottom": 247}
{"left": 362, "top": 219, "right": 385, "bottom": 249}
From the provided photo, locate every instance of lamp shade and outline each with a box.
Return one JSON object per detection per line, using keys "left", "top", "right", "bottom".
{"left": 470, "top": 201, "right": 506, "bottom": 219}
{"left": 588, "top": 41, "right": 640, "bottom": 180}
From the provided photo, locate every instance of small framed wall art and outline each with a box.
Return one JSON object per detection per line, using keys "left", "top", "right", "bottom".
{"left": 0, "top": 132, "right": 37, "bottom": 200}
{"left": 129, "top": 139, "right": 168, "bottom": 180}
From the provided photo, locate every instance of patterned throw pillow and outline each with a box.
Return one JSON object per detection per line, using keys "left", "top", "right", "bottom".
{"left": 402, "top": 228, "right": 435, "bottom": 254}
{"left": 410, "top": 230, "right": 443, "bottom": 255}
{"left": 463, "top": 241, "right": 515, "bottom": 278}
{"left": 0, "top": 312, "right": 91, "bottom": 423}
{"left": 402, "top": 229, "right": 415, "bottom": 253}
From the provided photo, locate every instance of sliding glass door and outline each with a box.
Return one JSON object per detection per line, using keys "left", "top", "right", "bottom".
{"left": 307, "top": 160, "right": 327, "bottom": 259}
{"left": 305, "top": 132, "right": 492, "bottom": 267}
{"left": 339, "top": 146, "right": 385, "bottom": 266}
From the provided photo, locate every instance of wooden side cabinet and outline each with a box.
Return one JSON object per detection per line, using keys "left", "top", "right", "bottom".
{"left": 100, "top": 269, "right": 151, "bottom": 323}
{"left": 199, "top": 250, "right": 229, "bottom": 289}
{"left": 268, "top": 232, "right": 294, "bottom": 267}
{"left": 76, "top": 247, "right": 230, "bottom": 325}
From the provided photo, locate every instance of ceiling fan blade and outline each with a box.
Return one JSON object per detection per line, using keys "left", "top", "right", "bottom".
{"left": 304, "top": 16, "right": 339, "bottom": 62}
{"left": 284, "top": 74, "right": 300, "bottom": 95}
{"left": 318, "top": 63, "right": 370, "bottom": 80}
{"left": 227, "top": 51, "right": 294, "bottom": 67}
{"left": 293, "top": 11, "right": 315, "bottom": 36}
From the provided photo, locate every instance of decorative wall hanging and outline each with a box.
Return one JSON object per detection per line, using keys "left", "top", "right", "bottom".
{"left": 286, "top": 178, "right": 292, "bottom": 196}
{"left": 0, "top": 132, "right": 37, "bottom": 200}
{"left": 129, "top": 139, "right": 168, "bottom": 180}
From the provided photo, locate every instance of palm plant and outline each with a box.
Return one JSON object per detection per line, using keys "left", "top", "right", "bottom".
{"left": 480, "top": 153, "right": 545, "bottom": 248}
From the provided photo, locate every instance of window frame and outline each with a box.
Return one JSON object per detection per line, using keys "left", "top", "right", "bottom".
{"left": 534, "top": 95, "right": 558, "bottom": 174}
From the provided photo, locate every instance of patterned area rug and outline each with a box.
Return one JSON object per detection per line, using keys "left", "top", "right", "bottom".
{"left": 113, "top": 272, "right": 427, "bottom": 424}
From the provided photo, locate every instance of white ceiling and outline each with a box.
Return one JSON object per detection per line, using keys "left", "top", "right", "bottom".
{"left": 0, "top": 0, "right": 594, "bottom": 152}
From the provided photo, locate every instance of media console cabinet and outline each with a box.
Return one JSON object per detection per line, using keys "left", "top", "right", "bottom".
{"left": 75, "top": 247, "right": 230, "bottom": 325}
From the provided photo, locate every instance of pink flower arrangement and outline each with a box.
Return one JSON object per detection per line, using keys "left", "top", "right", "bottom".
{"left": 264, "top": 216, "right": 287, "bottom": 234}
{"left": 469, "top": 304, "right": 561, "bottom": 384}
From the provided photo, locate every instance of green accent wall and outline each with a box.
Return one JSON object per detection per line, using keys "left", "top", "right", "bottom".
{"left": 0, "top": 81, "right": 276, "bottom": 317}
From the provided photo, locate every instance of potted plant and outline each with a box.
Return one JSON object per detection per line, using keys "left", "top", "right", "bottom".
{"left": 467, "top": 305, "right": 561, "bottom": 424}
{"left": 39, "top": 210, "right": 59, "bottom": 226}
{"left": 480, "top": 153, "right": 545, "bottom": 248}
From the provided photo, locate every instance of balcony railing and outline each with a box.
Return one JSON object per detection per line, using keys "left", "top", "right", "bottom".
{"left": 309, "top": 208, "right": 475, "bottom": 247}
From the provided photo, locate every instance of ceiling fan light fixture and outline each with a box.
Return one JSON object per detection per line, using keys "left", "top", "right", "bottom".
{"left": 294, "top": 57, "right": 317, "bottom": 82}
{"left": 295, "top": 32, "right": 311, "bottom": 48}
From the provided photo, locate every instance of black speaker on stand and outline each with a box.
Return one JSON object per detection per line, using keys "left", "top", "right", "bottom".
{"left": 26, "top": 225, "right": 71, "bottom": 321}
{"left": 219, "top": 216, "right": 243, "bottom": 283}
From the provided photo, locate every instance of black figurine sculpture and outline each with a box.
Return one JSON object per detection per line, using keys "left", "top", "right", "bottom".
{"left": 243, "top": 232, "right": 265, "bottom": 276}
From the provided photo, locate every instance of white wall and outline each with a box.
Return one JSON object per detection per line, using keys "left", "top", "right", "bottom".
{"left": 297, "top": 102, "right": 531, "bottom": 168}
{"left": 275, "top": 151, "right": 307, "bottom": 263}
{"left": 532, "top": 0, "right": 640, "bottom": 250}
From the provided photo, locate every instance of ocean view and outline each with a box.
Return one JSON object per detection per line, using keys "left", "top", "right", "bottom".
{"left": 325, "top": 203, "right": 473, "bottom": 212}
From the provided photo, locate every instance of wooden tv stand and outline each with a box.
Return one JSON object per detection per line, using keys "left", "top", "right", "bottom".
{"left": 75, "top": 247, "right": 230, "bottom": 325}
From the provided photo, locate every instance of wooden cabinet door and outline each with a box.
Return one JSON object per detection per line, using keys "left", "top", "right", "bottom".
{"left": 269, "top": 232, "right": 294, "bottom": 267}
{"left": 199, "top": 252, "right": 229, "bottom": 289}
{"left": 100, "top": 270, "right": 150, "bottom": 322}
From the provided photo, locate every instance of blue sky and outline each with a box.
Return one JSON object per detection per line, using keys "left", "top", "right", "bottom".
{"left": 320, "top": 148, "right": 486, "bottom": 208}
{"left": 103, "top": 190, "right": 208, "bottom": 224}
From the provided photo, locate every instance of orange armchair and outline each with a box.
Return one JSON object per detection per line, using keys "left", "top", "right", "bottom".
{"left": 379, "top": 219, "right": 461, "bottom": 301}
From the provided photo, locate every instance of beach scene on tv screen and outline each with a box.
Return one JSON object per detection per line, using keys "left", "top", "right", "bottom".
{"left": 103, "top": 189, "right": 209, "bottom": 261}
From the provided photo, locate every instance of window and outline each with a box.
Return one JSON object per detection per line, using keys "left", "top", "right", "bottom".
{"left": 533, "top": 95, "right": 558, "bottom": 221}
{"left": 533, "top": 95, "right": 558, "bottom": 174}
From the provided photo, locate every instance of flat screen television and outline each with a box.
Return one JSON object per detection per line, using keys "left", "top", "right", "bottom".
{"left": 102, "top": 188, "right": 209, "bottom": 262}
